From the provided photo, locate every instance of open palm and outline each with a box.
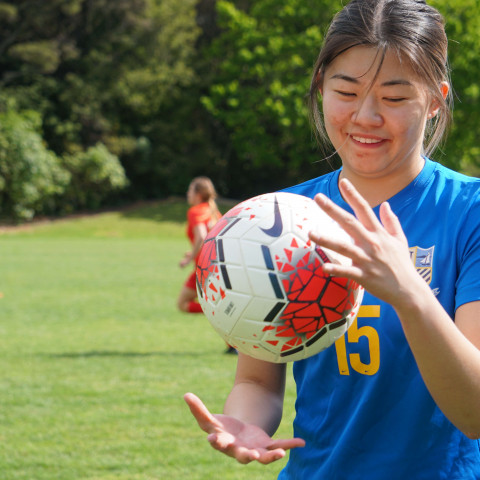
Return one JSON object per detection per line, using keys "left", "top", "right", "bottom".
{"left": 184, "top": 392, "right": 305, "bottom": 464}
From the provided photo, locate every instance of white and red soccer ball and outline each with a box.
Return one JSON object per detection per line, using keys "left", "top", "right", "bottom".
{"left": 196, "top": 192, "right": 363, "bottom": 363}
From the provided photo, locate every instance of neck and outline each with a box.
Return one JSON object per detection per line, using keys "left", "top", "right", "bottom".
{"left": 339, "top": 158, "right": 425, "bottom": 207}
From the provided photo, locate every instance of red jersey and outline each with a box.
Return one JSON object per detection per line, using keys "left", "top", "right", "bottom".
{"left": 186, "top": 202, "right": 218, "bottom": 246}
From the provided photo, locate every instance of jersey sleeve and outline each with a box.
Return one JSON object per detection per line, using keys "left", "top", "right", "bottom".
{"left": 455, "top": 188, "right": 480, "bottom": 310}
{"left": 187, "top": 207, "right": 200, "bottom": 229}
{"left": 188, "top": 204, "right": 212, "bottom": 232}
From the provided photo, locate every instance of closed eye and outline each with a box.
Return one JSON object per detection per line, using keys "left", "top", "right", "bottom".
{"left": 335, "top": 90, "right": 356, "bottom": 97}
{"left": 384, "top": 97, "right": 407, "bottom": 103}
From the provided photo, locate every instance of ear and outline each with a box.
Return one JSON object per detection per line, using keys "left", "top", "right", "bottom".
{"left": 427, "top": 81, "right": 449, "bottom": 119}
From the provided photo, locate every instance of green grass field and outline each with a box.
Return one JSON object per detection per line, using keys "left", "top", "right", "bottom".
{"left": 0, "top": 200, "right": 297, "bottom": 480}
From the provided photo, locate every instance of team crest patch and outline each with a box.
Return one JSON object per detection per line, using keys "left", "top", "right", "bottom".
{"left": 409, "top": 246, "right": 435, "bottom": 285}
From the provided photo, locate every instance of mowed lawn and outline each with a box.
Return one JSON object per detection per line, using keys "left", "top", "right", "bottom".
{"left": 0, "top": 200, "right": 297, "bottom": 480}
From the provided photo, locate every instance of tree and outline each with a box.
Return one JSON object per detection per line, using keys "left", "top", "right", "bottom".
{"left": 1, "top": 0, "right": 478, "bottom": 220}
{"left": 200, "top": 0, "right": 344, "bottom": 198}
{"left": 434, "top": 0, "right": 480, "bottom": 176}
{"left": 201, "top": 0, "right": 480, "bottom": 198}
{"left": 0, "top": 0, "right": 203, "bottom": 216}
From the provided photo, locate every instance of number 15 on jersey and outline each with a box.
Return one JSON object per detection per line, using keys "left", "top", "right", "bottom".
{"left": 335, "top": 305, "right": 381, "bottom": 376}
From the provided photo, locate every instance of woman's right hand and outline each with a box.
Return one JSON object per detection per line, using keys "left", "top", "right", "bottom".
{"left": 184, "top": 392, "right": 305, "bottom": 464}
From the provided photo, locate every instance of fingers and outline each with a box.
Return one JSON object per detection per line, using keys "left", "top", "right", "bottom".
{"left": 308, "top": 216, "right": 369, "bottom": 279}
{"left": 233, "top": 437, "right": 305, "bottom": 465}
{"left": 309, "top": 229, "right": 358, "bottom": 261}
{"left": 184, "top": 394, "right": 265, "bottom": 464}
{"left": 310, "top": 180, "right": 385, "bottom": 281}
{"left": 312, "top": 178, "right": 406, "bottom": 254}
{"left": 379, "top": 201, "right": 407, "bottom": 242}
{"left": 337, "top": 178, "right": 381, "bottom": 231}
{"left": 270, "top": 437, "right": 306, "bottom": 450}
{"left": 254, "top": 448, "right": 286, "bottom": 465}
{"left": 335, "top": 178, "right": 406, "bottom": 243}
{"left": 207, "top": 432, "right": 288, "bottom": 465}
{"left": 184, "top": 392, "right": 305, "bottom": 465}
{"left": 253, "top": 437, "right": 306, "bottom": 465}
{"left": 312, "top": 193, "right": 372, "bottom": 254}
{"left": 183, "top": 392, "right": 224, "bottom": 434}
{"left": 207, "top": 433, "right": 262, "bottom": 464}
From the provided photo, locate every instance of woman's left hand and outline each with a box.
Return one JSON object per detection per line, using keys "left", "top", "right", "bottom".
{"left": 308, "top": 178, "right": 423, "bottom": 308}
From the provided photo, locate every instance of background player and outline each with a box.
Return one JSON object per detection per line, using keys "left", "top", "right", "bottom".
{"left": 177, "top": 176, "right": 221, "bottom": 314}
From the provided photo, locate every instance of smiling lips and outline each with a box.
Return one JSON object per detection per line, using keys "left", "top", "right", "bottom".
{"left": 351, "top": 135, "right": 384, "bottom": 145}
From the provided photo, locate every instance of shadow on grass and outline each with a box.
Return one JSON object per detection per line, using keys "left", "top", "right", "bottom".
{"left": 43, "top": 350, "right": 211, "bottom": 358}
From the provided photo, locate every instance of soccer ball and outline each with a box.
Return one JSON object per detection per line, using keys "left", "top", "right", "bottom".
{"left": 196, "top": 192, "right": 364, "bottom": 363}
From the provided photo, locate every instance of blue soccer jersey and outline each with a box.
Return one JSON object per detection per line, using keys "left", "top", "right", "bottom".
{"left": 278, "top": 159, "right": 480, "bottom": 479}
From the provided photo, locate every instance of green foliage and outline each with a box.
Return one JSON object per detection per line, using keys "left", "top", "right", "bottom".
{"left": 432, "top": 0, "right": 480, "bottom": 175}
{"left": 0, "top": 0, "right": 479, "bottom": 221}
{"left": 0, "top": 0, "right": 203, "bottom": 215}
{"left": 199, "top": 0, "right": 344, "bottom": 197}
{"left": 0, "top": 2, "right": 18, "bottom": 22}
{"left": 108, "top": 0, "right": 214, "bottom": 199}
{"left": 113, "top": 0, "right": 200, "bottom": 116}
{"left": 0, "top": 110, "right": 70, "bottom": 221}
{"left": 61, "top": 143, "right": 129, "bottom": 212}
{"left": 201, "top": 0, "right": 480, "bottom": 194}
{"left": 8, "top": 40, "right": 61, "bottom": 74}
{"left": 0, "top": 108, "right": 128, "bottom": 220}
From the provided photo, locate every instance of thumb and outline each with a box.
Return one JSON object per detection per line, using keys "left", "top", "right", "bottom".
{"left": 184, "top": 392, "right": 224, "bottom": 434}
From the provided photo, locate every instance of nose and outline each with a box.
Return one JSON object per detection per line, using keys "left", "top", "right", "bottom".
{"left": 352, "top": 94, "right": 383, "bottom": 127}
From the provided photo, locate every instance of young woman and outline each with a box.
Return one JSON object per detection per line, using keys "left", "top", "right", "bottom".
{"left": 177, "top": 176, "right": 221, "bottom": 314}
{"left": 184, "top": 1, "right": 480, "bottom": 477}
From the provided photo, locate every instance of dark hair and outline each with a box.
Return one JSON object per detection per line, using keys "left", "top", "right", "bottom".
{"left": 309, "top": 0, "right": 452, "bottom": 157}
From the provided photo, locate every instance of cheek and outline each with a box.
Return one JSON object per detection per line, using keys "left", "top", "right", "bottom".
{"left": 391, "top": 108, "right": 427, "bottom": 141}
{"left": 322, "top": 97, "right": 351, "bottom": 132}
{"left": 322, "top": 101, "right": 352, "bottom": 150}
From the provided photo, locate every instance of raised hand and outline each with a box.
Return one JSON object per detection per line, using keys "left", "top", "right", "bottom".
{"left": 179, "top": 251, "right": 193, "bottom": 268}
{"left": 184, "top": 392, "right": 305, "bottom": 464}
{"left": 309, "top": 178, "right": 425, "bottom": 308}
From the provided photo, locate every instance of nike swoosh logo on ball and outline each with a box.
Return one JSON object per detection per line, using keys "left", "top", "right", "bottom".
{"left": 260, "top": 197, "right": 283, "bottom": 237}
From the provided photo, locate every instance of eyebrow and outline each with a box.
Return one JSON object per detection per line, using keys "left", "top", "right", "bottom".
{"left": 330, "top": 73, "right": 413, "bottom": 87}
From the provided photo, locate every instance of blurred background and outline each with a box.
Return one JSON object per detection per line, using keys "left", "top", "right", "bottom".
{"left": 0, "top": 0, "right": 479, "bottom": 223}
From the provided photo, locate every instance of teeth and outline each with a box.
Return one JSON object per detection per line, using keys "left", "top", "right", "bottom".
{"left": 352, "top": 136, "right": 382, "bottom": 144}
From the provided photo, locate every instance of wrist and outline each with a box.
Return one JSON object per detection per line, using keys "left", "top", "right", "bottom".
{"left": 392, "top": 275, "right": 439, "bottom": 325}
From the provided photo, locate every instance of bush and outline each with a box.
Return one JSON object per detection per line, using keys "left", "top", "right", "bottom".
{"left": 0, "top": 110, "right": 70, "bottom": 221}
{"left": 61, "top": 143, "right": 129, "bottom": 211}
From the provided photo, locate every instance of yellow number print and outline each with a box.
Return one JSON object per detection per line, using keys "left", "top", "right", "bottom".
{"left": 335, "top": 305, "right": 381, "bottom": 376}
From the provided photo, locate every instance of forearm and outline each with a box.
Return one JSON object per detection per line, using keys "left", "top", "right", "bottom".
{"left": 224, "top": 354, "right": 286, "bottom": 436}
{"left": 224, "top": 381, "right": 285, "bottom": 436}
{"left": 190, "top": 224, "right": 208, "bottom": 261}
{"left": 395, "top": 278, "right": 480, "bottom": 438}
{"left": 191, "top": 237, "right": 204, "bottom": 260}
